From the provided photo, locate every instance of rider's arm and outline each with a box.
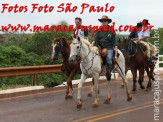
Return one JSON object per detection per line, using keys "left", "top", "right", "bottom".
{"left": 137, "top": 36, "right": 149, "bottom": 42}
{"left": 112, "top": 30, "right": 118, "bottom": 53}
{"left": 92, "top": 31, "right": 99, "bottom": 46}
{"left": 138, "top": 29, "right": 150, "bottom": 42}
{"left": 132, "top": 38, "right": 139, "bottom": 41}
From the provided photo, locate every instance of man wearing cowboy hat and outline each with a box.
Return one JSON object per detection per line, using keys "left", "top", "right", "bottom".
{"left": 129, "top": 22, "right": 143, "bottom": 40}
{"left": 92, "top": 15, "right": 117, "bottom": 81}
{"left": 137, "top": 19, "right": 153, "bottom": 65}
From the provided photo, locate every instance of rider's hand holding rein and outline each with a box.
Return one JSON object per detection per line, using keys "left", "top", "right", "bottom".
{"left": 91, "top": 41, "right": 95, "bottom": 46}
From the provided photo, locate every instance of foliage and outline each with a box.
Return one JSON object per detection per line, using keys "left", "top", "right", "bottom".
{"left": 0, "top": 21, "right": 162, "bottom": 89}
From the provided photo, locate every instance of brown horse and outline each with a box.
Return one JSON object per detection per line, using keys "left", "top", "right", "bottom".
{"left": 51, "top": 37, "right": 94, "bottom": 99}
{"left": 119, "top": 38, "right": 156, "bottom": 91}
{"left": 51, "top": 37, "right": 80, "bottom": 99}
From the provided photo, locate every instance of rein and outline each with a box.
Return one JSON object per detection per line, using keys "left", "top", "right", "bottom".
{"left": 72, "top": 41, "right": 97, "bottom": 75}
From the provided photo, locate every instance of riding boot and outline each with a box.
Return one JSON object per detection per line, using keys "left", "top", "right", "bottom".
{"left": 106, "top": 64, "right": 113, "bottom": 81}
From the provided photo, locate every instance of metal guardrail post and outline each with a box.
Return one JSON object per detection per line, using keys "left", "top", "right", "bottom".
{"left": 33, "top": 74, "right": 37, "bottom": 86}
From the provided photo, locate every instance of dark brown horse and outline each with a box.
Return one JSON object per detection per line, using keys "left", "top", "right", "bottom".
{"left": 119, "top": 38, "right": 156, "bottom": 91}
{"left": 51, "top": 37, "right": 80, "bottom": 99}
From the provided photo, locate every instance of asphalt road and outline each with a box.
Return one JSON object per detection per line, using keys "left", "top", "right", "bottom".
{"left": 0, "top": 76, "right": 162, "bottom": 122}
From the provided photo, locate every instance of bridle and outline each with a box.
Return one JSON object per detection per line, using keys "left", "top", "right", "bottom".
{"left": 122, "top": 39, "right": 137, "bottom": 57}
{"left": 53, "top": 39, "right": 63, "bottom": 56}
{"left": 71, "top": 41, "right": 97, "bottom": 75}
{"left": 71, "top": 41, "right": 82, "bottom": 62}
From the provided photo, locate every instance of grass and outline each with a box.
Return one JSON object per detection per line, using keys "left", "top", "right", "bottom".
{"left": 0, "top": 84, "right": 30, "bottom": 90}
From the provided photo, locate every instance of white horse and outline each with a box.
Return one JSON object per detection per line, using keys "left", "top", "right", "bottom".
{"left": 68, "top": 37, "right": 132, "bottom": 108}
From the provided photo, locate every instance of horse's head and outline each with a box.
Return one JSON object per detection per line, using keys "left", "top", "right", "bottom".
{"left": 68, "top": 37, "right": 82, "bottom": 64}
{"left": 122, "top": 38, "right": 131, "bottom": 50}
{"left": 51, "top": 37, "right": 64, "bottom": 61}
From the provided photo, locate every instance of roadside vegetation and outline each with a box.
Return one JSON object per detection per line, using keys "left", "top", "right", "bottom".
{"left": 0, "top": 21, "right": 162, "bottom": 89}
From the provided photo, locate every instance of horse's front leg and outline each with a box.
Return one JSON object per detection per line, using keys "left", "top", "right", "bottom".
{"left": 138, "top": 67, "right": 145, "bottom": 89}
{"left": 121, "top": 64, "right": 130, "bottom": 88}
{"left": 116, "top": 68, "right": 132, "bottom": 101}
{"left": 150, "top": 63, "right": 155, "bottom": 81}
{"left": 131, "top": 68, "right": 137, "bottom": 91}
{"left": 77, "top": 73, "right": 87, "bottom": 109}
{"left": 93, "top": 73, "right": 99, "bottom": 107}
{"left": 104, "top": 81, "right": 112, "bottom": 104}
{"left": 145, "top": 66, "right": 152, "bottom": 89}
{"left": 88, "top": 78, "right": 94, "bottom": 97}
{"left": 65, "top": 69, "right": 77, "bottom": 99}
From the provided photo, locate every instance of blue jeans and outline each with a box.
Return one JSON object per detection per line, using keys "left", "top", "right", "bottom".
{"left": 106, "top": 50, "right": 113, "bottom": 65}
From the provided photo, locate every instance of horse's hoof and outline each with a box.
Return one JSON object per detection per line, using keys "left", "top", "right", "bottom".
{"left": 121, "top": 85, "right": 124, "bottom": 88}
{"left": 104, "top": 98, "right": 111, "bottom": 104}
{"left": 88, "top": 93, "right": 92, "bottom": 97}
{"left": 65, "top": 95, "right": 69, "bottom": 99}
{"left": 147, "top": 83, "right": 152, "bottom": 88}
{"left": 131, "top": 90, "right": 136, "bottom": 94}
{"left": 98, "top": 90, "right": 100, "bottom": 94}
{"left": 68, "top": 95, "right": 73, "bottom": 99}
{"left": 65, "top": 95, "right": 73, "bottom": 99}
{"left": 132, "top": 89, "right": 136, "bottom": 92}
{"left": 127, "top": 96, "right": 132, "bottom": 102}
{"left": 146, "top": 86, "right": 151, "bottom": 89}
{"left": 93, "top": 103, "right": 99, "bottom": 108}
{"left": 140, "top": 86, "right": 145, "bottom": 89}
{"left": 77, "top": 104, "right": 82, "bottom": 109}
{"left": 146, "top": 87, "right": 151, "bottom": 91}
{"left": 93, "top": 102, "right": 98, "bottom": 108}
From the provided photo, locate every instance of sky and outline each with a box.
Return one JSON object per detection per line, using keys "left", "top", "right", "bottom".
{"left": 0, "top": 0, "right": 162, "bottom": 34}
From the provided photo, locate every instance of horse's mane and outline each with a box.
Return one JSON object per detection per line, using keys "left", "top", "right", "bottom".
{"left": 80, "top": 38, "right": 91, "bottom": 47}
{"left": 80, "top": 38, "right": 99, "bottom": 54}
{"left": 61, "top": 37, "right": 70, "bottom": 46}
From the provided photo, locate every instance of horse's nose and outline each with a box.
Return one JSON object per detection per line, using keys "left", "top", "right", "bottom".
{"left": 68, "top": 57, "right": 73, "bottom": 63}
{"left": 69, "top": 56, "right": 76, "bottom": 64}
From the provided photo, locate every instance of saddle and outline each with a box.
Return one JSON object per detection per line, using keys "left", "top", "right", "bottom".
{"left": 137, "top": 41, "right": 158, "bottom": 60}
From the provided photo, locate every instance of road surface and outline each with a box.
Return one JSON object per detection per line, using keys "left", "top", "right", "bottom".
{"left": 0, "top": 76, "right": 162, "bottom": 122}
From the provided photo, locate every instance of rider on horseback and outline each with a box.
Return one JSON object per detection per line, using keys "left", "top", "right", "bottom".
{"left": 91, "top": 15, "right": 118, "bottom": 81}
{"left": 129, "top": 20, "right": 155, "bottom": 65}
{"left": 72, "top": 17, "right": 88, "bottom": 40}
{"left": 137, "top": 19, "right": 153, "bottom": 64}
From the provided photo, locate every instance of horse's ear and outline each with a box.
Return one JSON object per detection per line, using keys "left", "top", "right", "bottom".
{"left": 61, "top": 37, "right": 66, "bottom": 42}
{"left": 118, "top": 38, "right": 121, "bottom": 42}
{"left": 71, "top": 36, "right": 74, "bottom": 40}
{"left": 52, "top": 35, "right": 56, "bottom": 43}
{"left": 52, "top": 35, "right": 55, "bottom": 40}
{"left": 77, "top": 36, "right": 80, "bottom": 41}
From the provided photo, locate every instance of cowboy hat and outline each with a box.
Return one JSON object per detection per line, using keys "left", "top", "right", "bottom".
{"left": 98, "top": 15, "right": 112, "bottom": 23}
{"left": 142, "top": 19, "right": 150, "bottom": 25}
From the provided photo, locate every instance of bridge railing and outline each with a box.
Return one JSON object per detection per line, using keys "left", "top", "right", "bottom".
{"left": 0, "top": 65, "right": 62, "bottom": 86}
{"left": 0, "top": 55, "right": 163, "bottom": 86}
